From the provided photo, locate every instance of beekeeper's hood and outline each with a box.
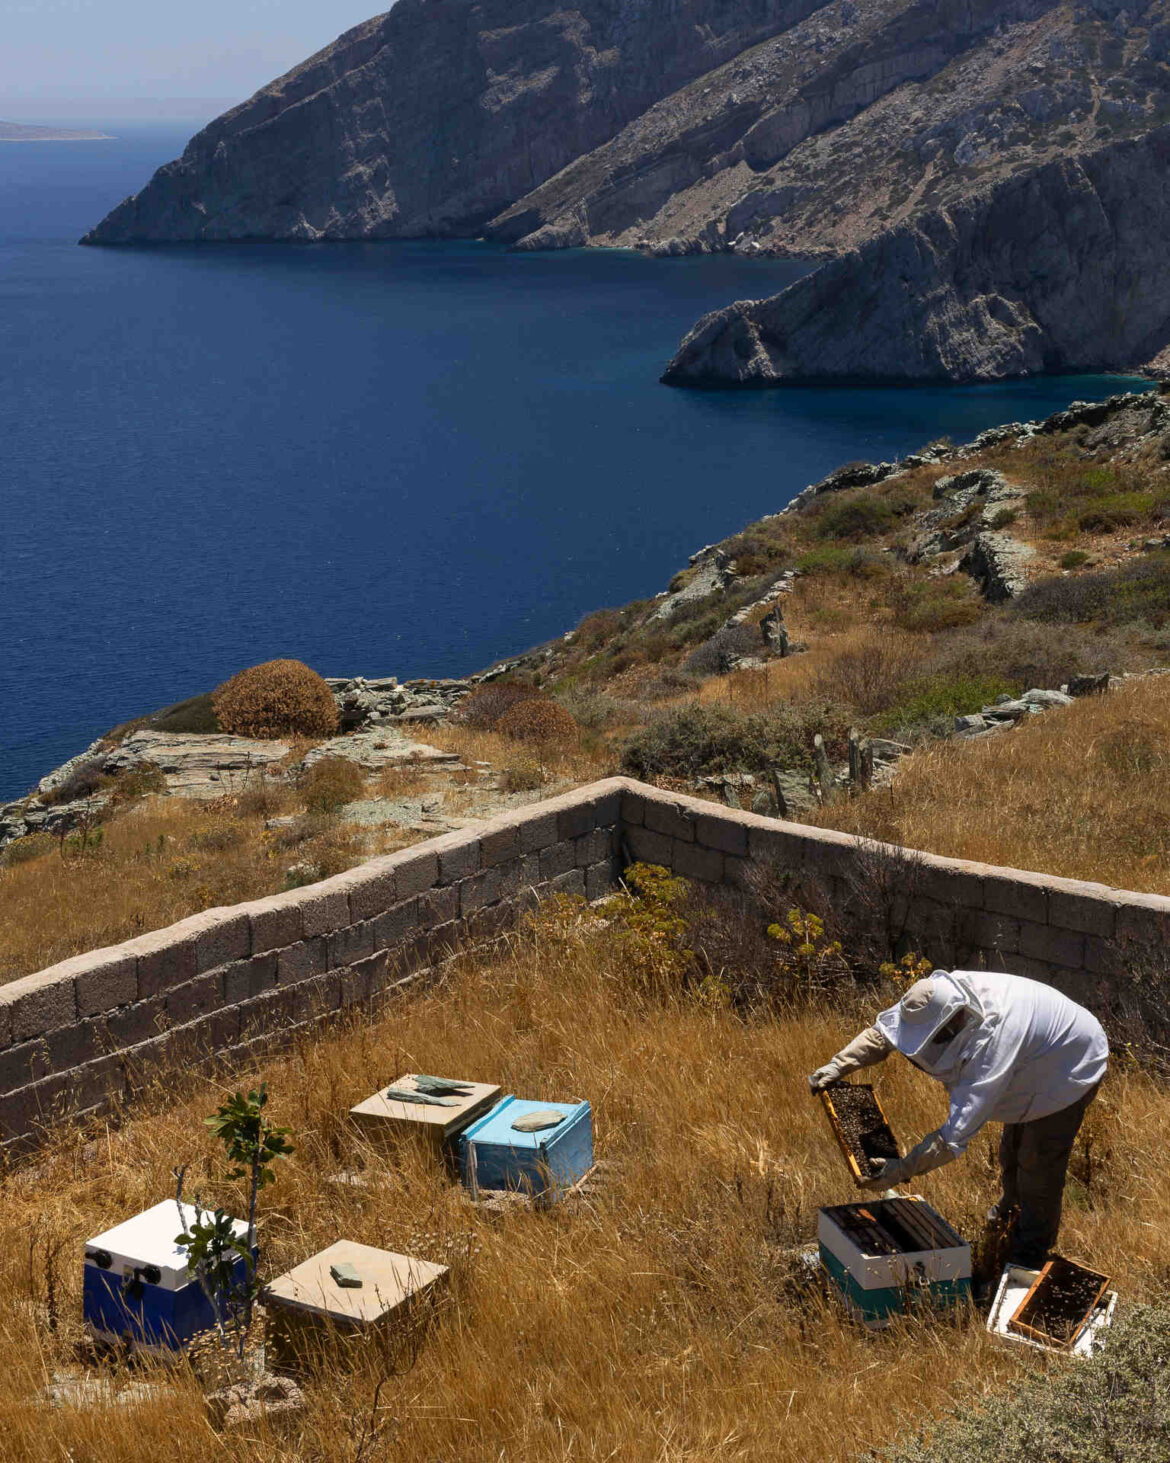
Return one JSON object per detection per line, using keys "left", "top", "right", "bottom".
{"left": 876, "top": 972, "right": 988, "bottom": 1075}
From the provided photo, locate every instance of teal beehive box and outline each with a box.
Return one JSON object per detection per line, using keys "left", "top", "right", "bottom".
{"left": 818, "top": 1196, "right": 971, "bottom": 1327}
{"left": 459, "top": 1096, "right": 592, "bottom": 1198}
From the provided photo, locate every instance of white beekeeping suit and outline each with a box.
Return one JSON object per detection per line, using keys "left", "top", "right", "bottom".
{"left": 812, "top": 970, "right": 1108, "bottom": 1185}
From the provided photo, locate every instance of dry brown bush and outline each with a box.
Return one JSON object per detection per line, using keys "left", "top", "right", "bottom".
{"left": 302, "top": 757, "right": 366, "bottom": 813}
{"left": 0, "top": 909, "right": 1160, "bottom": 1462}
{"left": 496, "top": 696, "right": 578, "bottom": 745}
{"left": 452, "top": 682, "right": 538, "bottom": 729}
{"left": 212, "top": 660, "right": 339, "bottom": 740}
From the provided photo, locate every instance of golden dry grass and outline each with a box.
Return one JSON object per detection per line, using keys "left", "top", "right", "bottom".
{"left": 811, "top": 675, "right": 1170, "bottom": 894}
{"left": 0, "top": 794, "right": 421, "bottom": 985}
{"left": 0, "top": 913, "right": 1159, "bottom": 1462}
{"left": 426, "top": 722, "right": 615, "bottom": 785}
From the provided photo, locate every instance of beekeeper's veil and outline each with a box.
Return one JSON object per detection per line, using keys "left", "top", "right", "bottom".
{"left": 876, "top": 972, "right": 987, "bottom": 1080}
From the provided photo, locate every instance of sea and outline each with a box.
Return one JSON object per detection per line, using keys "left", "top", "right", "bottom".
{"left": 0, "top": 122, "right": 1150, "bottom": 802}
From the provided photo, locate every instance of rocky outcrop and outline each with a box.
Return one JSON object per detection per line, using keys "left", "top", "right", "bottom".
{"left": 960, "top": 531, "right": 1037, "bottom": 601}
{"left": 662, "top": 126, "right": 1170, "bottom": 385}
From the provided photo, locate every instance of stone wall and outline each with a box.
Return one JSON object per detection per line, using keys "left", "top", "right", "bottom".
{"left": 0, "top": 780, "right": 624, "bottom": 1155}
{"left": 3, "top": 776, "right": 1168, "bottom": 1153}
{"left": 619, "top": 782, "right": 1170, "bottom": 1006}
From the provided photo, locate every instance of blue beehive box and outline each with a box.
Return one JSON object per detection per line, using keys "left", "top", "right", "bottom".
{"left": 83, "top": 1200, "right": 252, "bottom": 1352}
{"left": 459, "top": 1096, "right": 593, "bottom": 1198}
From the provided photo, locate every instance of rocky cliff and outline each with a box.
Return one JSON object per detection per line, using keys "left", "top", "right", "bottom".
{"left": 81, "top": 0, "right": 830, "bottom": 243}
{"left": 83, "top": 0, "right": 1170, "bottom": 257}
{"left": 662, "top": 125, "right": 1170, "bottom": 384}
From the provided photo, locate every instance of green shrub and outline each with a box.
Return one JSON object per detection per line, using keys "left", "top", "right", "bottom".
{"left": 152, "top": 692, "right": 222, "bottom": 734}
{"left": 684, "top": 625, "right": 762, "bottom": 676}
{"left": 302, "top": 757, "right": 365, "bottom": 813}
{"left": 620, "top": 701, "right": 848, "bottom": 780}
{"left": 2, "top": 832, "right": 56, "bottom": 866}
{"left": 877, "top": 1304, "right": 1170, "bottom": 1463}
{"left": 796, "top": 544, "right": 889, "bottom": 578}
{"left": 1076, "top": 491, "right": 1155, "bottom": 532}
{"left": 1060, "top": 550, "right": 1090, "bottom": 569}
{"left": 892, "top": 578, "right": 982, "bottom": 632}
{"left": 985, "top": 506, "right": 1018, "bottom": 530}
{"left": 500, "top": 752, "right": 545, "bottom": 792}
{"left": 213, "top": 660, "right": 338, "bottom": 739}
{"left": 1014, "top": 553, "right": 1170, "bottom": 627}
{"left": 871, "top": 673, "right": 1018, "bottom": 735}
{"left": 108, "top": 764, "right": 168, "bottom": 805}
{"left": 814, "top": 494, "right": 894, "bottom": 540}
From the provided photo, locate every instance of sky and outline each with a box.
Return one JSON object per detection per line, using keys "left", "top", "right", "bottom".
{"left": 0, "top": 0, "right": 385, "bottom": 113}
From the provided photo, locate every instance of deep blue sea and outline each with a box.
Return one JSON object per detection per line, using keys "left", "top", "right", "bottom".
{"left": 0, "top": 123, "right": 1150, "bottom": 801}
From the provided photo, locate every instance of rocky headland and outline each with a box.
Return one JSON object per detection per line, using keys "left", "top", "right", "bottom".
{"left": 0, "top": 122, "right": 112, "bottom": 142}
{"left": 662, "top": 125, "right": 1170, "bottom": 385}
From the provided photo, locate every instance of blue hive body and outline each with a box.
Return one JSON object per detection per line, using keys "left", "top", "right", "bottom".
{"left": 83, "top": 1200, "right": 253, "bottom": 1352}
{"left": 459, "top": 1096, "right": 593, "bottom": 1196}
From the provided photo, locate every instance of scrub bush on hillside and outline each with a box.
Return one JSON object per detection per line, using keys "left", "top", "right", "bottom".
{"left": 620, "top": 702, "right": 849, "bottom": 780}
{"left": 875, "top": 1304, "right": 1170, "bottom": 1463}
{"left": 213, "top": 659, "right": 338, "bottom": 739}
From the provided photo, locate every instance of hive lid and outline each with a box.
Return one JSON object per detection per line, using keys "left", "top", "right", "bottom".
{"left": 350, "top": 1075, "right": 501, "bottom": 1133}
{"left": 461, "top": 1096, "right": 590, "bottom": 1151}
{"left": 265, "top": 1240, "right": 448, "bottom": 1323}
{"left": 86, "top": 1200, "right": 249, "bottom": 1287}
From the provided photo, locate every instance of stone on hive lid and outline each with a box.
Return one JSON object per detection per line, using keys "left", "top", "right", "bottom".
{"left": 264, "top": 1240, "right": 448, "bottom": 1370}
{"left": 350, "top": 1074, "right": 501, "bottom": 1146}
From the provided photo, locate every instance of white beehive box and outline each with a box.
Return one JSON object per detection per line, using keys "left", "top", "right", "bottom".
{"left": 350, "top": 1074, "right": 501, "bottom": 1149}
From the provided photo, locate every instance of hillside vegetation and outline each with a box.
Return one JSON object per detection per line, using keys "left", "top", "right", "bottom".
{"left": 0, "top": 900, "right": 1164, "bottom": 1461}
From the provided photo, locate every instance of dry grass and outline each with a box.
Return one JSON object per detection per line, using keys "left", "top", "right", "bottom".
{"left": 811, "top": 675, "right": 1170, "bottom": 894}
{"left": 426, "top": 722, "right": 615, "bottom": 786}
{"left": 0, "top": 910, "right": 1159, "bottom": 1462}
{"left": 0, "top": 794, "right": 422, "bottom": 986}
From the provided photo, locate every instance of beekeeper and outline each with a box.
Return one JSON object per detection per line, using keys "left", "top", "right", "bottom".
{"left": 809, "top": 970, "right": 1108, "bottom": 1268}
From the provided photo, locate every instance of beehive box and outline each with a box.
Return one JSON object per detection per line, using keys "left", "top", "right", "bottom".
{"left": 988, "top": 1260, "right": 1117, "bottom": 1357}
{"left": 818, "top": 1196, "right": 971, "bottom": 1326}
{"left": 819, "top": 1082, "right": 900, "bottom": 1186}
{"left": 83, "top": 1200, "right": 252, "bottom": 1352}
{"left": 350, "top": 1074, "right": 501, "bottom": 1150}
{"left": 264, "top": 1240, "right": 448, "bottom": 1373}
{"left": 459, "top": 1096, "right": 593, "bottom": 1199}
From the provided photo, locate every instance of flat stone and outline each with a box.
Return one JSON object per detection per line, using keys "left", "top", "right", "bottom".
{"left": 301, "top": 728, "right": 458, "bottom": 772}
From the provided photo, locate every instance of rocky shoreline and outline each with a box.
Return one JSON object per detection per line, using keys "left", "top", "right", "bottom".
{"left": 10, "top": 386, "right": 1163, "bottom": 853}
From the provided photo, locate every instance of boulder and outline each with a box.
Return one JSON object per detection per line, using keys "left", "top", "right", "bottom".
{"left": 960, "top": 532, "right": 1036, "bottom": 602}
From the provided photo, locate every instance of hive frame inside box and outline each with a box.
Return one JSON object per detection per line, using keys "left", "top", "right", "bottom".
{"left": 83, "top": 1200, "right": 254, "bottom": 1353}
{"left": 819, "top": 1083, "right": 900, "bottom": 1187}
{"left": 818, "top": 1195, "right": 972, "bottom": 1328}
{"left": 460, "top": 1096, "right": 593, "bottom": 1201}
{"left": 987, "top": 1263, "right": 1118, "bottom": 1357}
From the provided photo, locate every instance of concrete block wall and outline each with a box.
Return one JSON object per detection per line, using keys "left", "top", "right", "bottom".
{"left": 3, "top": 776, "right": 1167, "bottom": 1152}
{"left": 619, "top": 781, "right": 1170, "bottom": 1005}
{"left": 0, "top": 780, "right": 624, "bottom": 1154}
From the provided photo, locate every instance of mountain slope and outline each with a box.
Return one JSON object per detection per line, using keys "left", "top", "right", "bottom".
{"left": 81, "top": 0, "right": 828, "bottom": 244}
{"left": 83, "top": 0, "right": 1170, "bottom": 257}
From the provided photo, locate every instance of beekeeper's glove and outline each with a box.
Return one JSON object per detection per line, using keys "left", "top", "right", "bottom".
{"left": 809, "top": 1025, "right": 893, "bottom": 1092}
{"left": 860, "top": 1130, "right": 957, "bottom": 1190}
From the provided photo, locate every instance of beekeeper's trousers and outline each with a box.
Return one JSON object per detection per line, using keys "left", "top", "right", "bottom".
{"left": 997, "top": 1081, "right": 1101, "bottom": 1268}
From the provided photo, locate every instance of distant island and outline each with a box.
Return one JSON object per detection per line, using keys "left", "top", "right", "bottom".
{"left": 0, "top": 121, "right": 112, "bottom": 142}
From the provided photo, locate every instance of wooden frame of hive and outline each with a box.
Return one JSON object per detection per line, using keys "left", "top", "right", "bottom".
{"left": 1007, "top": 1256, "right": 1112, "bottom": 1351}
{"left": 819, "top": 1084, "right": 900, "bottom": 1187}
